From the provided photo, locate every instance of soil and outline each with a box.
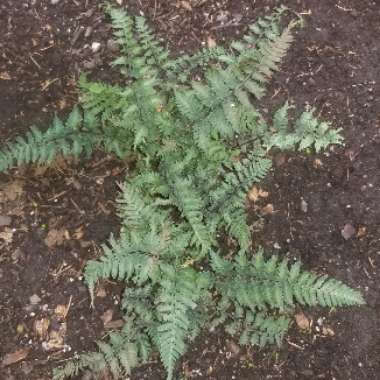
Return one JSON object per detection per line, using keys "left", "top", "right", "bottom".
{"left": 1, "top": 0, "right": 380, "bottom": 380}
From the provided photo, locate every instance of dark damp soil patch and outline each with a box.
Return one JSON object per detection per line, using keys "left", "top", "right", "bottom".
{"left": 1, "top": 0, "right": 380, "bottom": 379}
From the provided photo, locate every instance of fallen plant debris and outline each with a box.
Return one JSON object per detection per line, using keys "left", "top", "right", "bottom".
{"left": 295, "top": 312, "right": 311, "bottom": 331}
{"left": 248, "top": 186, "right": 269, "bottom": 203}
{"left": 44, "top": 228, "right": 67, "bottom": 248}
{"left": 1, "top": 348, "right": 30, "bottom": 368}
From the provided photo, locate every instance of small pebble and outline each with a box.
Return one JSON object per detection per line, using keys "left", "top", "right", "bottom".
{"left": 300, "top": 198, "right": 308, "bottom": 213}
{"left": 91, "top": 42, "right": 101, "bottom": 53}
{"left": 84, "top": 26, "right": 93, "bottom": 38}
{"left": 341, "top": 223, "right": 356, "bottom": 240}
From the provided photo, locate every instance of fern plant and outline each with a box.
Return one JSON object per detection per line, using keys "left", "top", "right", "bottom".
{"left": 0, "top": 5, "right": 362, "bottom": 380}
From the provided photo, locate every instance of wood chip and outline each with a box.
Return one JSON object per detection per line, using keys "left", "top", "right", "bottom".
{"left": 0, "top": 72, "right": 11, "bottom": 80}
{"left": 357, "top": 226, "right": 367, "bottom": 238}
{"left": 34, "top": 318, "right": 50, "bottom": 339}
{"left": 248, "top": 186, "right": 269, "bottom": 202}
{"left": 0, "top": 228, "right": 14, "bottom": 244}
{"left": 100, "top": 309, "right": 114, "bottom": 326}
{"left": 44, "top": 228, "right": 66, "bottom": 248}
{"left": 207, "top": 36, "right": 217, "bottom": 48}
{"left": 322, "top": 326, "right": 335, "bottom": 336}
{"left": 261, "top": 203, "right": 274, "bottom": 215}
{"left": 1, "top": 348, "right": 30, "bottom": 367}
{"left": 295, "top": 312, "right": 311, "bottom": 331}
{"left": 180, "top": 1, "right": 192, "bottom": 11}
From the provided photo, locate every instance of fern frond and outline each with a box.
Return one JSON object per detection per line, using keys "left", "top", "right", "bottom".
{"left": 238, "top": 311, "right": 291, "bottom": 347}
{"left": 225, "top": 249, "right": 365, "bottom": 311}
{"left": 166, "top": 45, "right": 231, "bottom": 84}
{"left": 268, "top": 107, "right": 344, "bottom": 152}
{"left": 135, "top": 16, "right": 170, "bottom": 70}
{"left": 0, "top": 107, "right": 102, "bottom": 172}
{"left": 168, "top": 177, "right": 213, "bottom": 256}
{"left": 209, "top": 151, "right": 272, "bottom": 212}
{"left": 237, "top": 20, "right": 297, "bottom": 100}
{"left": 117, "top": 181, "right": 169, "bottom": 237}
{"left": 85, "top": 234, "right": 161, "bottom": 302}
{"left": 108, "top": 6, "right": 170, "bottom": 79}
{"left": 53, "top": 329, "right": 145, "bottom": 380}
{"left": 154, "top": 267, "right": 209, "bottom": 380}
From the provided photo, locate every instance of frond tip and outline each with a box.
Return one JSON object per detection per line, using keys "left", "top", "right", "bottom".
{"left": 53, "top": 328, "right": 149, "bottom": 380}
{"left": 218, "top": 249, "right": 365, "bottom": 312}
{"left": 0, "top": 107, "right": 101, "bottom": 172}
{"left": 154, "top": 268, "right": 208, "bottom": 380}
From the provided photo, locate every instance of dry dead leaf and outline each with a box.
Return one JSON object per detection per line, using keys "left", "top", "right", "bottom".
{"left": 357, "top": 226, "right": 367, "bottom": 238}
{"left": 16, "top": 324, "right": 25, "bottom": 334}
{"left": 248, "top": 186, "right": 269, "bottom": 202}
{"left": 33, "top": 165, "right": 49, "bottom": 176}
{"left": 313, "top": 158, "right": 323, "bottom": 168}
{"left": 261, "top": 203, "right": 274, "bottom": 215}
{"left": 54, "top": 305, "right": 68, "bottom": 319}
{"left": 44, "top": 228, "right": 66, "bottom": 248}
{"left": 322, "top": 326, "right": 335, "bottom": 336}
{"left": 42, "top": 321, "right": 67, "bottom": 351}
{"left": 42, "top": 330, "right": 64, "bottom": 351}
{"left": 0, "top": 72, "right": 11, "bottom": 80}
{"left": 0, "top": 180, "right": 24, "bottom": 202}
{"left": 53, "top": 154, "right": 70, "bottom": 169}
{"left": 207, "top": 36, "right": 217, "bottom": 48}
{"left": 73, "top": 226, "right": 84, "bottom": 240}
{"left": 0, "top": 228, "right": 14, "bottom": 244}
{"left": 180, "top": 1, "right": 192, "bottom": 11}
{"left": 34, "top": 318, "right": 50, "bottom": 339}
{"left": 96, "top": 285, "right": 107, "bottom": 298}
{"left": 100, "top": 309, "right": 114, "bottom": 326}
{"left": 295, "top": 312, "right": 311, "bottom": 331}
{"left": 1, "top": 348, "right": 30, "bottom": 367}
{"left": 57, "top": 98, "right": 67, "bottom": 110}
{"left": 54, "top": 296, "right": 72, "bottom": 320}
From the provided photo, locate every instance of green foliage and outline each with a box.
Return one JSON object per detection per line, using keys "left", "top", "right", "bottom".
{"left": 0, "top": 107, "right": 102, "bottom": 171}
{"left": 53, "top": 324, "right": 148, "bottom": 380}
{"left": 55, "top": 250, "right": 363, "bottom": 380}
{"left": 0, "top": 5, "right": 363, "bottom": 380}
